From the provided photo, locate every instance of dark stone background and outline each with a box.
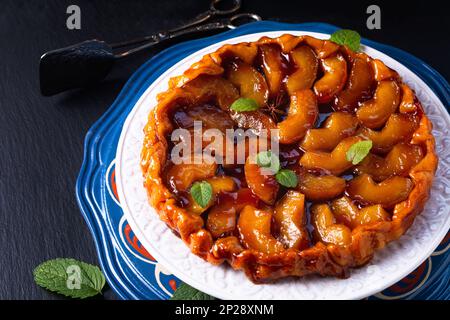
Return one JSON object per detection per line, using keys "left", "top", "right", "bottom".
{"left": 0, "top": 0, "right": 448, "bottom": 299}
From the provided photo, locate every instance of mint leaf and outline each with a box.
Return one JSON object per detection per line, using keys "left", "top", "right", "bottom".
{"left": 170, "top": 282, "right": 215, "bottom": 300}
{"left": 230, "top": 98, "right": 259, "bottom": 112}
{"left": 190, "top": 181, "right": 213, "bottom": 208}
{"left": 346, "top": 140, "right": 373, "bottom": 165}
{"left": 256, "top": 150, "right": 280, "bottom": 174}
{"left": 33, "top": 258, "right": 105, "bottom": 299}
{"left": 330, "top": 29, "right": 361, "bottom": 52}
{"left": 275, "top": 169, "right": 298, "bottom": 188}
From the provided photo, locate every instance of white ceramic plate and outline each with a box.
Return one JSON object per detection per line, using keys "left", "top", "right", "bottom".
{"left": 116, "top": 31, "right": 450, "bottom": 300}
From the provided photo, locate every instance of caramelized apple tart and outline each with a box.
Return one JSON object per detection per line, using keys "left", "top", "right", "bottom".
{"left": 141, "top": 34, "right": 437, "bottom": 283}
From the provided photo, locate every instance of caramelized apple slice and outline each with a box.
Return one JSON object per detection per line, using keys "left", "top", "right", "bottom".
{"left": 206, "top": 206, "right": 236, "bottom": 238}
{"left": 165, "top": 155, "right": 217, "bottom": 192}
{"left": 286, "top": 46, "right": 318, "bottom": 94}
{"left": 399, "top": 84, "right": 417, "bottom": 113}
{"left": 206, "top": 188, "right": 259, "bottom": 238}
{"left": 311, "top": 204, "right": 352, "bottom": 246}
{"left": 260, "top": 44, "right": 285, "bottom": 96}
{"left": 226, "top": 60, "right": 269, "bottom": 107}
{"left": 304, "top": 36, "right": 340, "bottom": 58}
{"left": 356, "top": 80, "right": 401, "bottom": 129}
{"left": 172, "top": 103, "right": 235, "bottom": 133}
{"left": 299, "top": 136, "right": 363, "bottom": 175}
{"left": 347, "top": 174, "right": 413, "bottom": 208}
{"left": 182, "top": 75, "right": 239, "bottom": 111}
{"left": 273, "top": 190, "right": 309, "bottom": 250}
{"left": 186, "top": 176, "right": 237, "bottom": 214}
{"left": 300, "top": 112, "right": 358, "bottom": 151}
{"left": 244, "top": 156, "right": 279, "bottom": 205}
{"left": 359, "top": 113, "right": 420, "bottom": 153}
{"left": 297, "top": 170, "right": 346, "bottom": 201}
{"left": 370, "top": 59, "right": 398, "bottom": 81}
{"left": 335, "top": 58, "right": 374, "bottom": 111}
{"left": 238, "top": 205, "right": 285, "bottom": 254}
{"left": 313, "top": 53, "right": 347, "bottom": 103}
{"left": 230, "top": 110, "right": 277, "bottom": 134}
{"left": 331, "top": 196, "right": 390, "bottom": 228}
{"left": 355, "top": 143, "right": 424, "bottom": 181}
{"left": 277, "top": 89, "right": 318, "bottom": 144}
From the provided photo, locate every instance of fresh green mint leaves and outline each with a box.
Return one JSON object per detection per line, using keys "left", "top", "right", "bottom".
{"left": 33, "top": 258, "right": 105, "bottom": 299}
{"left": 230, "top": 98, "right": 259, "bottom": 112}
{"left": 256, "top": 150, "right": 281, "bottom": 174}
{"left": 275, "top": 169, "right": 298, "bottom": 188}
{"left": 170, "top": 282, "right": 215, "bottom": 300}
{"left": 256, "top": 151, "right": 297, "bottom": 188}
{"left": 330, "top": 29, "right": 361, "bottom": 52}
{"left": 190, "top": 181, "right": 213, "bottom": 208}
{"left": 346, "top": 140, "right": 373, "bottom": 165}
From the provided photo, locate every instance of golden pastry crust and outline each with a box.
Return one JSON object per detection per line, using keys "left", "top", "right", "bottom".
{"left": 140, "top": 34, "right": 438, "bottom": 282}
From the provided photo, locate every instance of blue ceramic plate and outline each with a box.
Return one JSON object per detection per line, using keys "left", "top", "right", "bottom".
{"left": 76, "top": 21, "right": 450, "bottom": 300}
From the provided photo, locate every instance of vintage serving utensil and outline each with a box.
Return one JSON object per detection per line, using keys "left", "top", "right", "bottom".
{"left": 40, "top": 0, "right": 261, "bottom": 96}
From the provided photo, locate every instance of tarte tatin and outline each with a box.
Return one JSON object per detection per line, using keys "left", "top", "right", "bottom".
{"left": 140, "top": 34, "right": 437, "bottom": 283}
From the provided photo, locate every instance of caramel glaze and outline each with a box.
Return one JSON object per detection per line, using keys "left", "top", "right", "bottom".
{"left": 143, "top": 34, "right": 437, "bottom": 283}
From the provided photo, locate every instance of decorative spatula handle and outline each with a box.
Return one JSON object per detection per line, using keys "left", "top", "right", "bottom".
{"left": 39, "top": 40, "right": 115, "bottom": 96}
{"left": 39, "top": 12, "right": 261, "bottom": 96}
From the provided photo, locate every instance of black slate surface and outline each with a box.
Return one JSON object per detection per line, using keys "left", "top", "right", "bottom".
{"left": 0, "top": 0, "right": 448, "bottom": 300}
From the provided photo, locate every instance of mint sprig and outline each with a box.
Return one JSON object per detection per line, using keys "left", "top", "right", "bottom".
{"left": 170, "top": 282, "right": 215, "bottom": 300}
{"left": 256, "top": 150, "right": 280, "bottom": 174}
{"left": 275, "top": 169, "right": 298, "bottom": 188}
{"left": 230, "top": 98, "right": 259, "bottom": 112}
{"left": 190, "top": 181, "right": 213, "bottom": 208}
{"left": 346, "top": 140, "right": 373, "bottom": 165}
{"left": 255, "top": 151, "right": 297, "bottom": 188}
{"left": 33, "top": 258, "right": 105, "bottom": 299}
{"left": 330, "top": 29, "right": 361, "bottom": 52}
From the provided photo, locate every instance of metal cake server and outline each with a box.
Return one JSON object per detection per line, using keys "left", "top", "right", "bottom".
{"left": 40, "top": 0, "right": 261, "bottom": 96}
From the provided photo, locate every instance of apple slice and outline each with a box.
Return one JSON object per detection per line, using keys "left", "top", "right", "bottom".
{"left": 359, "top": 113, "right": 420, "bottom": 153}
{"left": 260, "top": 44, "right": 285, "bottom": 97}
{"left": 230, "top": 110, "right": 277, "bottom": 134}
{"left": 356, "top": 80, "right": 401, "bottom": 129}
{"left": 226, "top": 60, "right": 269, "bottom": 107}
{"left": 206, "top": 206, "right": 236, "bottom": 239}
{"left": 206, "top": 188, "right": 259, "bottom": 238}
{"left": 165, "top": 155, "right": 217, "bottom": 192}
{"left": 331, "top": 196, "right": 390, "bottom": 228}
{"left": 182, "top": 75, "right": 239, "bottom": 111}
{"left": 304, "top": 36, "right": 340, "bottom": 58}
{"left": 334, "top": 58, "right": 374, "bottom": 111}
{"left": 273, "top": 190, "right": 309, "bottom": 250}
{"left": 297, "top": 170, "right": 346, "bottom": 201}
{"left": 311, "top": 204, "right": 352, "bottom": 246}
{"left": 299, "top": 136, "right": 363, "bottom": 175}
{"left": 286, "top": 46, "right": 318, "bottom": 95}
{"left": 370, "top": 59, "right": 398, "bottom": 81}
{"left": 399, "top": 84, "right": 418, "bottom": 113}
{"left": 172, "top": 103, "right": 235, "bottom": 133}
{"left": 313, "top": 53, "right": 348, "bottom": 103}
{"left": 186, "top": 176, "right": 236, "bottom": 214}
{"left": 238, "top": 205, "right": 285, "bottom": 254}
{"left": 300, "top": 112, "right": 358, "bottom": 151}
{"left": 347, "top": 174, "right": 413, "bottom": 208}
{"left": 355, "top": 143, "right": 424, "bottom": 181}
{"left": 277, "top": 89, "right": 318, "bottom": 144}
{"left": 244, "top": 156, "right": 279, "bottom": 205}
